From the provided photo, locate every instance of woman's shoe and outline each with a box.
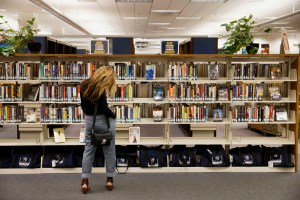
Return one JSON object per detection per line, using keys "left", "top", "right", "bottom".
{"left": 81, "top": 178, "right": 90, "bottom": 194}
{"left": 106, "top": 177, "right": 113, "bottom": 191}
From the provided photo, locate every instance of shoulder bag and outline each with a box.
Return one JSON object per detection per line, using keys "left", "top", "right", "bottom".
{"left": 91, "top": 102, "right": 113, "bottom": 146}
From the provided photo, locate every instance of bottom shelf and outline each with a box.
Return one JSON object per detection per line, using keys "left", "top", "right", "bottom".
{"left": 0, "top": 167, "right": 295, "bottom": 174}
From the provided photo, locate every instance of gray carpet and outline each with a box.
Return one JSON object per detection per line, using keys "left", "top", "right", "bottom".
{"left": 1, "top": 171, "right": 300, "bottom": 200}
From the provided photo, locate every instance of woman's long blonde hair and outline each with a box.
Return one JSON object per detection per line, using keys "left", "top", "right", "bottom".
{"left": 81, "top": 66, "right": 116, "bottom": 103}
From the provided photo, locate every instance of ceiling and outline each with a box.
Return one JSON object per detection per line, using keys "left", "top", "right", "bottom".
{"left": 0, "top": 0, "right": 300, "bottom": 51}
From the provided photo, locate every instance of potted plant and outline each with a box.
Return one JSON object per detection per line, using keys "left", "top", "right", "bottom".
{"left": 0, "top": 15, "right": 40, "bottom": 56}
{"left": 220, "top": 14, "right": 272, "bottom": 54}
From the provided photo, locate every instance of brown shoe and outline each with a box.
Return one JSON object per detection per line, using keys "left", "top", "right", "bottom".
{"left": 81, "top": 178, "right": 90, "bottom": 194}
{"left": 106, "top": 177, "right": 113, "bottom": 191}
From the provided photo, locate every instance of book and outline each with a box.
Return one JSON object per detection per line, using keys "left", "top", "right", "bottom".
{"left": 218, "top": 86, "right": 229, "bottom": 101}
{"left": 153, "top": 83, "right": 164, "bottom": 101}
{"left": 153, "top": 105, "right": 163, "bottom": 122}
{"left": 26, "top": 108, "right": 37, "bottom": 123}
{"left": 53, "top": 128, "right": 66, "bottom": 143}
{"left": 213, "top": 108, "right": 223, "bottom": 122}
{"left": 145, "top": 64, "right": 156, "bottom": 80}
{"left": 268, "top": 86, "right": 281, "bottom": 101}
{"left": 26, "top": 84, "right": 39, "bottom": 101}
{"left": 208, "top": 63, "right": 219, "bottom": 80}
{"left": 129, "top": 126, "right": 140, "bottom": 143}
{"left": 275, "top": 107, "right": 288, "bottom": 121}
{"left": 79, "top": 127, "right": 85, "bottom": 143}
{"left": 270, "top": 66, "right": 282, "bottom": 80}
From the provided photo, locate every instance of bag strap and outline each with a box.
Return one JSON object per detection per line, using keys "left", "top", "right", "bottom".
{"left": 92, "top": 101, "right": 110, "bottom": 132}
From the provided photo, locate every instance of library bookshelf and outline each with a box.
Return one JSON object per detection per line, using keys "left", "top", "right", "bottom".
{"left": 0, "top": 53, "right": 299, "bottom": 174}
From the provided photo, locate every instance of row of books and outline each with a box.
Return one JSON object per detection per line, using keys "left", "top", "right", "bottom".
{"left": 39, "top": 83, "right": 81, "bottom": 102}
{"left": 231, "top": 105, "right": 288, "bottom": 122}
{"left": 168, "top": 83, "right": 228, "bottom": 101}
{"left": 0, "top": 84, "right": 23, "bottom": 101}
{"left": 0, "top": 105, "right": 24, "bottom": 123}
{"left": 39, "top": 62, "right": 99, "bottom": 80}
{"left": 109, "top": 84, "right": 133, "bottom": 102}
{"left": 232, "top": 83, "right": 263, "bottom": 101}
{"left": 231, "top": 63, "right": 258, "bottom": 80}
{"left": 40, "top": 106, "right": 85, "bottom": 123}
{"left": 169, "top": 105, "right": 210, "bottom": 122}
{"left": 113, "top": 63, "right": 136, "bottom": 80}
{"left": 111, "top": 105, "right": 141, "bottom": 123}
{"left": 169, "top": 63, "right": 197, "bottom": 80}
{"left": 0, "top": 62, "right": 35, "bottom": 80}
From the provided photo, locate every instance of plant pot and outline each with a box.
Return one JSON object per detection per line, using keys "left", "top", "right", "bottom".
{"left": 246, "top": 43, "right": 259, "bottom": 54}
{"left": 27, "top": 42, "right": 41, "bottom": 53}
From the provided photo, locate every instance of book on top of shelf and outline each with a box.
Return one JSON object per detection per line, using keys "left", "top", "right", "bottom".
{"left": 270, "top": 66, "right": 282, "bottom": 80}
{"left": 26, "top": 108, "right": 37, "bottom": 123}
{"left": 153, "top": 83, "right": 164, "bottom": 101}
{"left": 145, "top": 64, "right": 156, "bottom": 80}
{"left": 129, "top": 126, "right": 140, "bottom": 143}
{"left": 213, "top": 108, "right": 223, "bottom": 122}
{"left": 53, "top": 128, "right": 66, "bottom": 143}
{"left": 208, "top": 63, "right": 219, "bottom": 80}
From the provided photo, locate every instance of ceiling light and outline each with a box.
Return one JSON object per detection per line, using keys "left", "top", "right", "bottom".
{"left": 123, "top": 17, "right": 148, "bottom": 20}
{"left": 150, "top": 31, "right": 163, "bottom": 33}
{"left": 0, "top": 9, "right": 7, "bottom": 12}
{"left": 176, "top": 17, "right": 202, "bottom": 20}
{"left": 115, "top": 0, "right": 153, "bottom": 2}
{"left": 271, "top": 22, "right": 290, "bottom": 24}
{"left": 273, "top": 27, "right": 294, "bottom": 29}
{"left": 190, "top": 0, "right": 228, "bottom": 3}
{"left": 151, "top": 10, "right": 181, "bottom": 13}
{"left": 78, "top": 0, "right": 97, "bottom": 2}
{"left": 167, "top": 27, "right": 186, "bottom": 30}
{"left": 148, "top": 23, "right": 170, "bottom": 25}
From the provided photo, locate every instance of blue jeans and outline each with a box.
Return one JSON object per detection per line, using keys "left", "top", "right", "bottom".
{"left": 82, "top": 115, "right": 116, "bottom": 178}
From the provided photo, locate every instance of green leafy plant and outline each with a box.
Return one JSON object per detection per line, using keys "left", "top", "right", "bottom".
{"left": 0, "top": 15, "right": 38, "bottom": 56}
{"left": 220, "top": 14, "right": 272, "bottom": 54}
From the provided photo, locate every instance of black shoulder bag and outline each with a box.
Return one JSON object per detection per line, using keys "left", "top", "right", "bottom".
{"left": 91, "top": 102, "right": 113, "bottom": 147}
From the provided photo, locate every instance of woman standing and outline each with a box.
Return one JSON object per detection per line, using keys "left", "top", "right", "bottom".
{"left": 80, "top": 66, "right": 116, "bottom": 194}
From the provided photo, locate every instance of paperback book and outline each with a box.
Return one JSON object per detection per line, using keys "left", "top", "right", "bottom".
{"left": 53, "top": 128, "right": 66, "bottom": 143}
{"left": 275, "top": 107, "right": 288, "bottom": 121}
{"left": 129, "top": 126, "right": 140, "bottom": 143}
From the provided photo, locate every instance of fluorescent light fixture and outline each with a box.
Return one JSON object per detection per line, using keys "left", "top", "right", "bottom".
{"left": 151, "top": 10, "right": 181, "bottom": 13}
{"left": 176, "top": 17, "right": 202, "bottom": 20}
{"left": 148, "top": 23, "right": 170, "bottom": 25}
{"left": 190, "top": 0, "right": 228, "bottom": 2}
{"left": 271, "top": 22, "right": 290, "bottom": 24}
{"left": 273, "top": 27, "right": 294, "bottom": 29}
{"left": 123, "top": 17, "right": 148, "bottom": 20}
{"left": 166, "top": 27, "right": 186, "bottom": 30}
{"left": 150, "top": 31, "right": 163, "bottom": 33}
{"left": 78, "top": 0, "right": 97, "bottom": 2}
{"left": 116, "top": 0, "right": 153, "bottom": 2}
{"left": 0, "top": 9, "right": 7, "bottom": 11}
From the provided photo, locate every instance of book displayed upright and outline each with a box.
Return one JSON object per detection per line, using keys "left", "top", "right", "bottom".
{"left": 129, "top": 126, "right": 140, "bottom": 143}
{"left": 145, "top": 64, "right": 156, "bottom": 80}
{"left": 208, "top": 63, "right": 219, "bottom": 80}
{"left": 53, "top": 128, "right": 66, "bottom": 143}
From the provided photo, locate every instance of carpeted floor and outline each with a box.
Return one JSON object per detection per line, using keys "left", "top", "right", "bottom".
{"left": 1, "top": 168, "right": 300, "bottom": 200}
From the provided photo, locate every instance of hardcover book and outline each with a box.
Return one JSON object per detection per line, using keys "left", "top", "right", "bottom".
{"left": 153, "top": 84, "right": 164, "bottom": 101}
{"left": 129, "top": 126, "right": 140, "bottom": 143}
{"left": 218, "top": 86, "right": 229, "bottom": 101}
{"left": 213, "top": 108, "right": 223, "bottom": 122}
{"left": 208, "top": 63, "right": 219, "bottom": 80}
{"left": 270, "top": 66, "right": 282, "bottom": 80}
{"left": 79, "top": 127, "right": 85, "bottom": 143}
{"left": 26, "top": 108, "right": 37, "bottom": 123}
{"left": 145, "top": 64, "right": 156, "bottom": 80}
{"left": 53, "top": 128, "right": 66, "bottom": 143}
